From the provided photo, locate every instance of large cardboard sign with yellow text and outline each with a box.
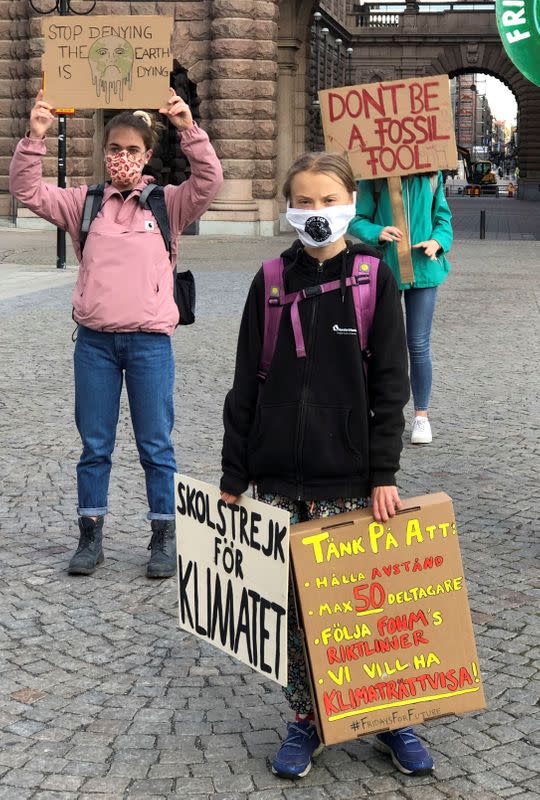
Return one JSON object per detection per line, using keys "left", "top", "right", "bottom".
{"left": 319, "top": 75, "right": 458, "bottom": 179}
{"left": 42, "top": 15, "right": 173, "bottom": 109}
{"left": 290, "top": 493, "right": 484, "bottom": 745}
{"left": 175, "top": 475, "right": 290, "bottom": 686}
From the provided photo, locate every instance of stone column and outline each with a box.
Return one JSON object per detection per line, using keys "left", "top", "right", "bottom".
{"left": 275, "top": 0, "right": 316, "bottom": 228}
{"left": 516, "top": 81, "right": 540, "bottom": 201}
{"left": 0, "top": 0, "right": 29, "bottom": 216}
{"left": 199, "top": 0, "right": 279, "bottom": 235}
{"left": 276, "top": 39, "right": 299, "bottom": 216}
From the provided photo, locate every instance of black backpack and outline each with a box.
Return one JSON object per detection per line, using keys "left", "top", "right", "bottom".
{"left": 79, "top": 183, "right": 195, "bottom": 325}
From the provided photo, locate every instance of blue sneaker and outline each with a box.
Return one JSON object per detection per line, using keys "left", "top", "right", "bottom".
{"left": 272, "top": 720, "right": 324, "bottom": 779}
{"left": 374, "top": 727, "right": 434, "bottom": 775}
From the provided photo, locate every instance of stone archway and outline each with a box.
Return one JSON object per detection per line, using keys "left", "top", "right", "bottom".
{"left": 347, "top": 10, "right": 540, "bottom": 202}
{"left": 429, "top": 44, "right": 540, "bottom": 199}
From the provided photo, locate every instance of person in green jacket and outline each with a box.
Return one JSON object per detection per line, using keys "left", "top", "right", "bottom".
{"left": 348, "top": 172, "right": 453, "bottom": 444}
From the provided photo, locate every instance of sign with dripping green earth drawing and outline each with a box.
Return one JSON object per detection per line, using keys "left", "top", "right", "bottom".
{"left": 497, "top": 0, "right": 540, "bottom": 86}
{"left": 175, "top": 475, "right": 290, "bottom": 686}
{"left": 289, "top": 492, "right": 485, "bottom": 745}
{"left": 42, "top": 15, "right": 173, "bottom": 108}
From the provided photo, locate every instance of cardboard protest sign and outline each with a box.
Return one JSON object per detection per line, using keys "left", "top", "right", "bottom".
{"left": 319, "top": 75, "right": 458, "bottom": 179}
{"left": 175, "top": 475, "right": 290, "bottom": 686}
{"left": 289, "top": 493, "right": 485, "bottom": 745}
{"left": 41, "top": 15, "right": 173, "bottom": 109}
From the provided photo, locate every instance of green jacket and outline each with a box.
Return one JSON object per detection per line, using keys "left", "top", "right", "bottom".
{"left": 348, "top": 173, "right": 453, "bottom": 290}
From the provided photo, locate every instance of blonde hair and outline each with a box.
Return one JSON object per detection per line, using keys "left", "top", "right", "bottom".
{"left": 283, "top": 152, "right": 356, "bottom": 201}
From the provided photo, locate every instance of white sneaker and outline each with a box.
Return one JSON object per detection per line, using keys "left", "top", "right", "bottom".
{"left": 411, "top": 416, "right": 432, "bottom": 444}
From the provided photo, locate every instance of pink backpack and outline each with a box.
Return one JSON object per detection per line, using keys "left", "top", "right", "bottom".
{"left": 258, "top": 254, "right": 379, "bottom": 381}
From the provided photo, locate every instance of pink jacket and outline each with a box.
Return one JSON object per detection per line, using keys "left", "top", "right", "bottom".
{"left": 9, "top": 125, "right": 223, "bottom": 336}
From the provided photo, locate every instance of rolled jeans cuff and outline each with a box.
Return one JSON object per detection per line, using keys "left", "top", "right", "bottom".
{"left": 78, "top": 506, "right": 108, "bottom": 517}
{"left": 147, "top": 512, "right": 175, "bottom": 521}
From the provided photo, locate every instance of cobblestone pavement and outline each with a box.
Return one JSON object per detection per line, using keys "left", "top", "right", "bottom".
{"left": 0, "top": 232, "right": 539, "bottom": 800}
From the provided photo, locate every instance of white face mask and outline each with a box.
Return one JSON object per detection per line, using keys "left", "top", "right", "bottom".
{"left": 286, "top": 194, "right": 356, "bottom": 248}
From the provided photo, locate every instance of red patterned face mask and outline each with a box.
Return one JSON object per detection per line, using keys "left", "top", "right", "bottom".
{"left": 105, "top": 151, "right": 146, "bottom": 188}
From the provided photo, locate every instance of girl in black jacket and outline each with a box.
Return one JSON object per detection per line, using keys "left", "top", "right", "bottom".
{"left": 220, "top": 153, "right": 434, "bottom": 779}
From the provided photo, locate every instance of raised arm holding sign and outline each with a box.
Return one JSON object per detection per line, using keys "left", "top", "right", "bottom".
{"left": 41, "top": 15, "right": 174, "bottom": 109}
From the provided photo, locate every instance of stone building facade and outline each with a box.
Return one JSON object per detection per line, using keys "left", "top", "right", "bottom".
{"left": 1, "top": 0, "right": 539, "bottom": 229}
{"left": 319, "top": 0, "right": 352, "bottom": 28}
{"left": 1, "top": 0, "right": 326, "bottom": 232}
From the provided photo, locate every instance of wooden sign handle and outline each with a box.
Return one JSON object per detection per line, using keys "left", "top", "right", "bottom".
{"left": 387, "top": 176, "right": 414, "bottom": 285}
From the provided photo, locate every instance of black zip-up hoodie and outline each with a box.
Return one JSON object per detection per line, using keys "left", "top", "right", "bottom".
{"left": 220, "top": 240, "right": 410, "bottom": 500}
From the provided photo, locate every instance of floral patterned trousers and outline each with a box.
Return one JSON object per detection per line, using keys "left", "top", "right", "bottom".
{"left": 259, "top": 493, "right": 368, "bottom": 715}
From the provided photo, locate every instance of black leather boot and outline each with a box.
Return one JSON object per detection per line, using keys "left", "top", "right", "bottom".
{"left": 146, "top": 519, "right": 176, "bottom": 578}
{"left": 68, "top": 516, "right": 105, "bottom": 575}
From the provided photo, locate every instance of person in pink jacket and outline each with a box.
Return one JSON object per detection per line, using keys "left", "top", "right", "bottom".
{"left": 9, "top": 89, "right": 223, "bottom": 579}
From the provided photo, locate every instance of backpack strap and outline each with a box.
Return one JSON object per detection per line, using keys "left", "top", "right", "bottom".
{"left": 80, "top": 184, "right": 105, "bottom": 254}
{"left": 79, "top": 183, "right": 172, "bottom": 261}
{"left": 259, "top": 258, "right": 285, "bottom": 382}
{"left": 139, "top": 183, "right": 172, "bottom": 260}
{"left": 259, "top": 256, "right": 379, "bottom": 378}
{"left": 351, "top": 254, "right": 379, "bottom": 377}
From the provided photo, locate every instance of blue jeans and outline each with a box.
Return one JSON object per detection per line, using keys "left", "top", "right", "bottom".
{"left": 74, "top": 326, "right": 177, "bottom": 520}
{"left": 403, "top": 286, "right": 438, "bottom": 412}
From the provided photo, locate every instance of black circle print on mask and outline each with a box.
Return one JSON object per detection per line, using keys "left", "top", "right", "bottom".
{"left": 305, "top": 216, "right": 331, "bottom": 242}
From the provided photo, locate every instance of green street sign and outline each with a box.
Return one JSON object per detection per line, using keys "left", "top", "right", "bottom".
{"left": 496, "top": 0, "right": 540, "bottom": 86}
